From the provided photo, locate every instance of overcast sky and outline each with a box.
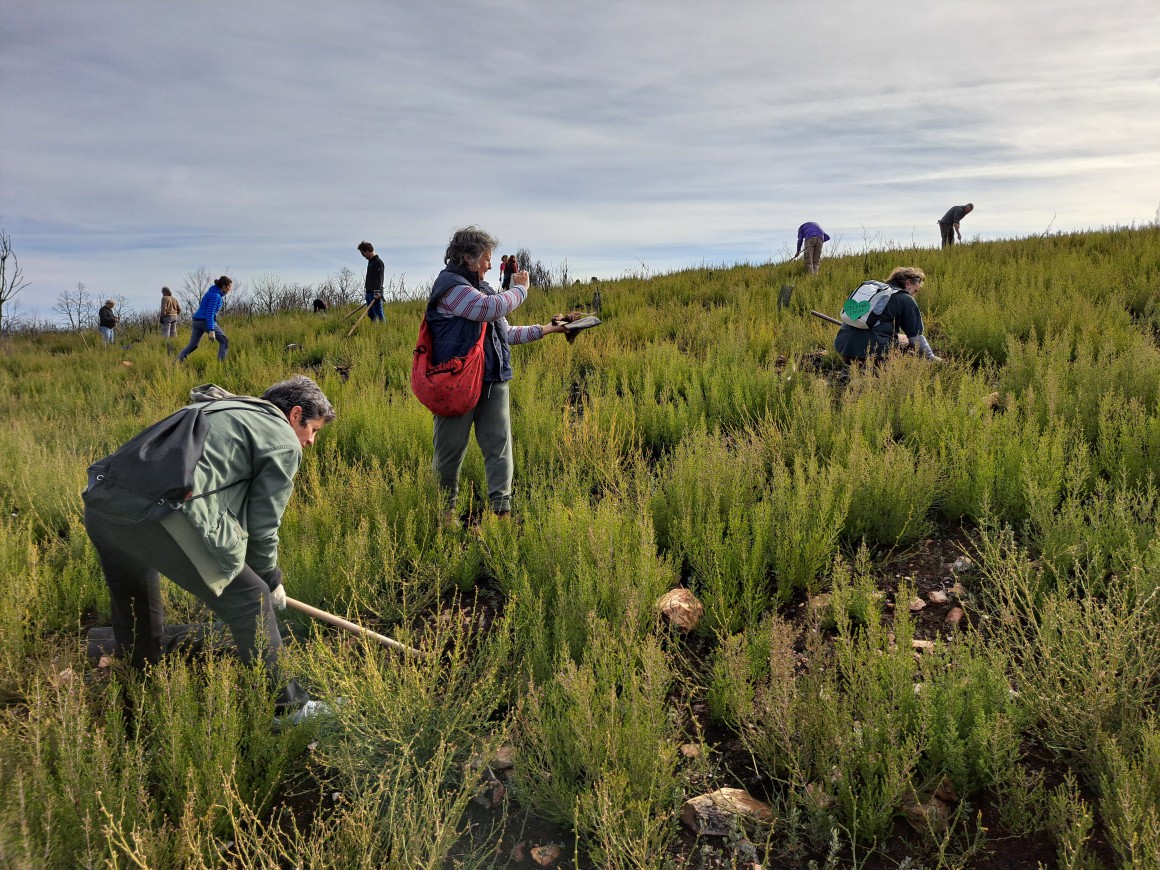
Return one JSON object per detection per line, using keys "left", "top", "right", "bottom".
{"left": 2, "top": 0, "right": 1158, "bottom": 322}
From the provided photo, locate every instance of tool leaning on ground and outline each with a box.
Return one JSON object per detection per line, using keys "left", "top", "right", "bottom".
{"left": 810, "top": 309, "right": 843, "bottom": 326}
{"left": 345, "top": 297, "right": 378, "bottom": 337}
{"left": 285, "top": 596, "right": 426, "bottom": 658}
{"left": 550, "top": 310, "right": 602, "bottom": 343}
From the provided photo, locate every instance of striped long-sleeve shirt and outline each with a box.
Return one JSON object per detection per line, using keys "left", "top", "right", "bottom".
{"left": 435, "top": 281, "right": 544, "bottom": 344}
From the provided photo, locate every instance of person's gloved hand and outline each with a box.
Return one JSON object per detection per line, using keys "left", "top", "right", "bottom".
{"left": 262, "top": 567, "right": 286, "bottom": 610}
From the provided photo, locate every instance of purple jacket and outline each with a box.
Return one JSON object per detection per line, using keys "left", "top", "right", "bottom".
{"left": 795, "top": 222, "right": 831, "bottom": 254}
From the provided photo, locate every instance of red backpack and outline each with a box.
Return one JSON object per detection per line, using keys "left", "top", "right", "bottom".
{"left": 411, "top": 317, "right": 487, "bottom": 417}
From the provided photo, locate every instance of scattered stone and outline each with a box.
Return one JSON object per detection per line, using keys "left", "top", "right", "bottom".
{"left": 946, "top": 607, "right": 965, "bottom": 628}
{"left": 531, "top": 843, "right": 561, "bottom": 866}
{"left": 951, "top": 556, "right": 975, "bottom": 574}
{"left": 490, "top": 744, "right": 515, "bottom": 772}
{"left": 927, "top": 590, "right": 949, "bottom": 605}
{"left": 807, "top": 593, "right": 832, "bottom": 612}
{"left": 681, "top": 788, "right": 774, "bottom": 836}
{"left": 120, "top": 360, "right": 133, "bottom": 367}
{"left": 911, "top": 639, "right": 936, "bottom": 652}
{"left": 97, "top": 655, "right": 112, "bottom": 669}
{"left": 680, "top": 743, "right": 703, "bottom": 760}
{"left": 902, "top": 795, "right": 951, "bottom": 833}
{"left": 909, "top": 597, "right": 926, "bottom": 612}
{"left": 512, "top": 841, "right": 526, "bottom": 861}
{"left": 934, "top": 775, "right": 960, "bottom": 804}
{"left": 656, "top": 588, "right": 704, "bottom": 633}
{"left": 285, "top": 343, "right": 299, "bottom": 350}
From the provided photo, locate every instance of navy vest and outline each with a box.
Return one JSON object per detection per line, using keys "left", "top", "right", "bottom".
{"left": 426, "top": 267, "right": 513, "bottom": 383}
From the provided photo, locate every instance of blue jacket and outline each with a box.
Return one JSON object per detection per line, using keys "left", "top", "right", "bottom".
{"left": 426, "top": 266, "right": 513, "bottom": 383}
{"left": 192, "top": 285, "right": 225, "bottom": 331}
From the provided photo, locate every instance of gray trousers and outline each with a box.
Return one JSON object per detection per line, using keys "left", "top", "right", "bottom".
{"left": 84, "top": 507, "right": 307, "bottom": 710}
{"left": 432, "top": 380, "right": 513, "bottom": 513}
{"left": 177, "top": 318, "right": 228, "bottom": 362}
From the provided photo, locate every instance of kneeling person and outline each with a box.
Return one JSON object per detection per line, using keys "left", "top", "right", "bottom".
{"left": 834, "top": 266, "right": 941, "bottom": 363}
{"left": 83, "top": 375, "right": 336, "bottom": 715}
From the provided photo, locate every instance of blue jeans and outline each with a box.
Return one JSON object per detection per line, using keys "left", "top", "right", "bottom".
{"left": 365, "top": 292, "right": 384, "bottom": 322}
{"left": 177, "top": 318, "right": 228, "bottom": 361}
{"left": 99, "top": 326, "right": 115, "bottom": 343}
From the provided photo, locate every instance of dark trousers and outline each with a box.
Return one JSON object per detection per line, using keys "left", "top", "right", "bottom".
{"left": 84, "top": 507, "right": 307, "bottom": 711}
{"left": 177, "top": 318, "right": 229, "bottom": 361}
{"left": 938, "top": 222, "right": 955, "bottom": 248}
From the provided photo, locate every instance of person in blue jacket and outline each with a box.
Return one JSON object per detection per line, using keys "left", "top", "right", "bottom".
{"left": 178, "top": 276, "right": 233, "bottom": 362}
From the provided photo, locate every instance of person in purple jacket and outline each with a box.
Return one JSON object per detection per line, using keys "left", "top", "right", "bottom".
{"left": 794, "top": 222, "right": 831, "bottom": 275}
{"left": 177, "top": 276, "right": 233, "bottom": 362}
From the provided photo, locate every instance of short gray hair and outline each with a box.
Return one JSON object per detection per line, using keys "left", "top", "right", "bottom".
{"left": 262, "top": 375, "right": 336, "bottom": 423}
{"left": 444, "top": 226, "right": 498, "bottom": 268}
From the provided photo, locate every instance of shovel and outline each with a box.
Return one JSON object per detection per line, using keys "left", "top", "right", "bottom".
{"left": 285, "top": 596, "right": 425, "bottom": 657}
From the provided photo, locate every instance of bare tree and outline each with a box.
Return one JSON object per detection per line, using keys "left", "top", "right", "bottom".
{"left": 180, "top": 267, "right": 214, "bottom": 313}
{"left": 247, "top": 273, "right": 284, "bottom": 315}
{"left": 0, "top": 228, "right": 30, "bottom": 335}
{"left": 319, "top": 266, "right": 361, "bottom": 306}
{"left": 53, "top": 282, "right": 95, "bottom": 330}
{"left": 515, "top": 247, "right": 552, "bottom": 288}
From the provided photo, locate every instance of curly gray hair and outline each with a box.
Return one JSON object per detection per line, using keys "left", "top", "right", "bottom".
{"left": 444, "top": 226, "right": 499, "bottom": 268}
{"left": 262, "top": 375, "right": 336, "bottom": 424}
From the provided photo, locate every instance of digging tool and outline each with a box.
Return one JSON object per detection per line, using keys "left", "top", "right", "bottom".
{"left": 345, "top": 300, "right": 375, "bottom": 337}
{"left": 810, "top": 309, "right": 843, "bottom": 327}
{"left": 340, "top": 301, "right": 371, "bottom": 323}
{"left": 285, "top": 596, "right": 425, "bottom": 657}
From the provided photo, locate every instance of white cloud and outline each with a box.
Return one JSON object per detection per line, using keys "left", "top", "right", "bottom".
{"left": 2, "top": 0, "right": 1158, "bottom": 320}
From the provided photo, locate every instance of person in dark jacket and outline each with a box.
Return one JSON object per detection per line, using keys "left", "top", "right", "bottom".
{"left": 358, "top": 241, "right": 385, "bottom": 322}
{"left": 501, "top": 254, "right": 517, "bottom": 290}
{"left": 834, "top": 266, "right": 941, "bottom": 363}
{"left": 938, "top": 203, "right": 974, "bottom": 248}
{"left": 794, "top": 222, "right": 831, "bottom": 275}
{"left": 427, "top": 227, "right": 566, "bottom": 520}
{"left": 98, "top": 299, "right": 119, "bottom": 343}
{"left": 177, "top": 276, "right": 232, "bottom": 362}
{"left": 83, "top": 376, "right": 336, "bottom": 716}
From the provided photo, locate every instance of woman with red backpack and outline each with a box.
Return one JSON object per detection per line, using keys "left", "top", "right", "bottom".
{"left": 423, "top": 227, "right": 565, "bottom": 522}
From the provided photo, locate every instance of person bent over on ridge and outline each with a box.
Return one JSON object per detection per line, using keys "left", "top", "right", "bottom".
{"left": 427, "top": 226, "right": 567, "bottom": 522}
{"left": 83, "top": 376, "right": 336, "bottom": 718}
{"left": 177, "top": 276, "right": 232, "bottom": 362}
{"left": 795, "top": 222, "right": 830, "bottom": 275}
{"left": 834, "top": 266, "right": 941, "bottom": 364}
{"left": 938, "top": 203, "right": 973, "bottom": 248}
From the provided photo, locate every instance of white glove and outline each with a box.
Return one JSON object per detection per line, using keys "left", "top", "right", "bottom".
{"left": 271, "top": 585, "right": 287, "bottom": 610}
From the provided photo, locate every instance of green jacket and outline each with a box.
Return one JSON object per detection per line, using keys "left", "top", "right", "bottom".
{"left": 160, "top": 394, "right": 302, "bottom": 596}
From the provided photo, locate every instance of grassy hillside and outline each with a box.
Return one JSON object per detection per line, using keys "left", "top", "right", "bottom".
{"left": 1, "top": 228, "right": 1158, "bottom": 867}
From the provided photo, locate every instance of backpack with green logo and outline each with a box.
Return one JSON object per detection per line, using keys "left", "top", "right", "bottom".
{"left": 840, "top": 280, "right": 900, "bottom": 329}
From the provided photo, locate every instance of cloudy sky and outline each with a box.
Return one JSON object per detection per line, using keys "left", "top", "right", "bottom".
{"left": 2, "top": 0, "right": 1158, "bottom": 322}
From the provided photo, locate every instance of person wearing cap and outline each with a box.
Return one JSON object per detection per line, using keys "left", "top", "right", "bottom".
{"left": 97, "top": 299, "right": 119, "bottom": 343}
